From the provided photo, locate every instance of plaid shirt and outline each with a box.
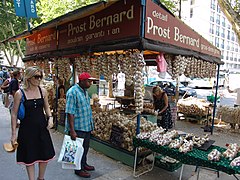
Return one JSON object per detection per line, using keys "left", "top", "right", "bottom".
{"left": 65, "top": 84, "right": 94, "bottom": 132}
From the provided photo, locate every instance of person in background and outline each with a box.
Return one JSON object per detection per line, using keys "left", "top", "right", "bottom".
{"left": 152, "top": 86, "right": 173, "bottom": 131}
{"left": 57, "top": 78, "right": 65, "bottom": 99}
{"left": 1, "top": 67, "right": 10, "bottom": 86}
{"left": 10, "top": 66, "right": 55, "bottom": 180}
{"left": 227, "top": 86, "right": 240, "bottom": 107}
{"left": 8, "top": 69, "right": 21, "bottom": 111}
{"left": 1, "top": 71, "right": 13, "bottom": 108}
{"left": 227, "top": 86, "right": 240, "bottom": 129}
{"left": 65, "top": 72, "right": 95, "bottom": 178}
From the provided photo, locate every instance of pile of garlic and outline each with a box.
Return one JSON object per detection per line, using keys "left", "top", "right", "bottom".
{"left": 208, "top": 149, "right": 221, "bottom": 161}
{"left": 217, "top": 106, "right": 240, "bottom": 125}
{"left": 177, "top": 97, "right": 211, "bottom": 116}
{"left": 92, "top": 111, "right": 158, "bottom": 151}
{"left": 223, "top": 143, "right": 239, "bottom": 160}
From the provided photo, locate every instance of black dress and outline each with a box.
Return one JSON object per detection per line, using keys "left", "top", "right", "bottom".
{"left": 17, "top": 87, "right": 55, "bottom": 165}
{"left": 153, "top": 92, "right": 173, "bottom": 130}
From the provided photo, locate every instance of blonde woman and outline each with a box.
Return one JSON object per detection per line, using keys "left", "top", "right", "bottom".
{"left": 152, "top": 86, "right": 172, "bottom": 131}
{"left": 11, "top": 66, "right": 55, "bottom": 180}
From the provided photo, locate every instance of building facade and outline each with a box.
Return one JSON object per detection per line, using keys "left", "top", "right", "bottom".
{"left": 181, "top": 0, "right": 240, "bottom": 73}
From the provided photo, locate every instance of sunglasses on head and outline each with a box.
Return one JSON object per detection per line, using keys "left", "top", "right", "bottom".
{"left": 33, "top": 75, "right": 43, "bottom": 80}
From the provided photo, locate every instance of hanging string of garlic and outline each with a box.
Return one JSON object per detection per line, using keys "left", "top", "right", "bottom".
{"left": 43, "top": 59, "right": 51, "bottom": 76}
{"left": 164, "top": 54, "right": 174, "bottom": 76}
{"left": 75, "top": 57, "right": 83, "bottom": 74}
{"left": 134, "top": 51, "right": 145, "bottom": 114}
{"left": 55, "top": 58, "right": 71, "bottom": 80}
{"left": 112, "top": 53, "right": 120, "bottom": 75}
{"left": 184, "top": 57, "right": 192, "bottom": 77}
{"left": 101, "top": 53, "right": 110, "bottom": 82}
{"left": 90, "top": 56, "right": 99, "bottom": 77}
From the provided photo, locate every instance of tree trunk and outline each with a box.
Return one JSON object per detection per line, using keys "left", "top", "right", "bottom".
{"left": 217, "top": 0, "right": 240, "bottom": 43}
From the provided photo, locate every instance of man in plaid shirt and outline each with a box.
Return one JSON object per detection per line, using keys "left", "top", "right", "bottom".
{"left": 65, "top": 72, "right": 96, "bottom": 178}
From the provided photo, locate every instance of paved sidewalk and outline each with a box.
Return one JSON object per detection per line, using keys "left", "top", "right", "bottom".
{"left": 0, "top": 101, "right": 239, "bottom": 180}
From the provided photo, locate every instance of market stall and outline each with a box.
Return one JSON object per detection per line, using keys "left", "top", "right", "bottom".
{"left": 134, "top": 130, "right": 240, "bottom": 179}
{"left": 2, "top": 0, "right": 224, "bottom": 168}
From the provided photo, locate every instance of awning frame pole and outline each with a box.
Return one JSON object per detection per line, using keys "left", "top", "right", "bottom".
{"left": 211, "top": 64, "right": 220, "bottom": 135}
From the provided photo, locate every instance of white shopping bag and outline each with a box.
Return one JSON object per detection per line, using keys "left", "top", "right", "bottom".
{"left": 58, "top": 135, "right": 84, "bottom": 170}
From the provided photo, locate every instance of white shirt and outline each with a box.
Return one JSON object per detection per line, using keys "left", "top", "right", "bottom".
{"left": 233, "top": 88, "right": 240, "bottom": 105}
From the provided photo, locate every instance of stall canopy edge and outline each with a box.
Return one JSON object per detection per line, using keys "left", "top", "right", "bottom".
{"left": 0, "top": 0, "right": 118, "bottom": 43}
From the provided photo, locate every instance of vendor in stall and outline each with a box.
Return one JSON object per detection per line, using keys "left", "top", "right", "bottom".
{"left": 152, "top": 86, "right": 172, "bottom": 131}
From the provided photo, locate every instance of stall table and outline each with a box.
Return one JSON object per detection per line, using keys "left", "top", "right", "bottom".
{"left": 133, "top": 137, "right": 240, "bottom": 180}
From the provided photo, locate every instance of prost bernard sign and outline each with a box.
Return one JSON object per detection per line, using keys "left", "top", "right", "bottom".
{"left": 58, "top": 0, "right": 141, "bottom": 50}
{"left": 26, "top": 28, "right": 57, "bottom": 55}
{"left": 145, "top": 0, "right": 221, "bottom": 58}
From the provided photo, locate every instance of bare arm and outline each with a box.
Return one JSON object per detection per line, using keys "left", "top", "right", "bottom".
{"left": 42, "top": 87, "right": 53, "bottom": 129}
{"left": 67, "top": 113, "right": 77, "bottom": 140}
{"left": 11, "top": 90, "right": 21, "bottom": 143}
{"left": 1, "top": 79, "right": 9, "bottom": 89}
{"left": 159, "top": 93, "right": 169, "bottom": 114}
{"left": 227, "top": 86, "right": 234, "bottom": 93}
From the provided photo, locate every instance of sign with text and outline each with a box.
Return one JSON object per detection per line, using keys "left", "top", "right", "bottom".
{"left": 110, "top": 125, "right": 124, "bottom": 148}
{"left": 26, "top": 28, "right": 57, "bottom": 55}
{"left": 145, "top": 0, "right": 221, "bottom": 58}
{"left": 58, "top": 0, "right": 141, "bottom": 50}
{"left": 13, "top": 0, "right": 37, "bottom": 18}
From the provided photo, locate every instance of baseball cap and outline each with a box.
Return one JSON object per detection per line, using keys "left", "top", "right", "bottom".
{"left": 78, "top": 72, "right": 97, "bottom": 81}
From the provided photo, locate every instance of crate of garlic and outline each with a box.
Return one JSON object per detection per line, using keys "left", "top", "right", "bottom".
{"left": 92, "top": 110, "right": 159, "bottom": 152}
{"left": 177, "top": 97, "right": 211, "bottom": 116}
{"left": 217, "top": 106, "right": 240, "bottom": 125}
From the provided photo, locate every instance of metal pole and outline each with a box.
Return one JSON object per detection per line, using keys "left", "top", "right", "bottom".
{"left": 211, "top": 64, "right": 220, "bottom": 135}
{"left": 179, "top": 0, "right": 182, "bottom": 19}
{"left": 54, "top": 66, "right": 59, "bottom": 130}
{"left": 136, "top": 114, "right": 141, "bottom": 135}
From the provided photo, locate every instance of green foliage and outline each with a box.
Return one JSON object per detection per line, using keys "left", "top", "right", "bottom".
{"left": 159, "top": 0, "right": 178, "bottom": 14}
{"left": 33, "top": 0, "right": 100, "bottom": 25}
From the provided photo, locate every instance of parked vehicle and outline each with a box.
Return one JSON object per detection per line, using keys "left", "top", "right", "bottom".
{"left": 144, "top": 79, "right": 197, "bottom": 100}
{"left": 188, "top": 76, "right": 225, "bottom": 89}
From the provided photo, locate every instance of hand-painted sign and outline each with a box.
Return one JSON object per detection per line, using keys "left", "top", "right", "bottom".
{"left": 58, "top": 0, "right": 141, "bottom": 49}
{"left": 26, "top": 28, "right": 57, "bottom": 55}
{"left": 145, "top": 0, "right": 221, "bottom": 58}
{"left": 13, "top": 0, "right": 37, "bottom": 18}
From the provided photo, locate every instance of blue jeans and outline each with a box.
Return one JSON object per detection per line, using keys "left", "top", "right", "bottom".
{"left": 73, "top": 131, "right": 91, "bottom": 172}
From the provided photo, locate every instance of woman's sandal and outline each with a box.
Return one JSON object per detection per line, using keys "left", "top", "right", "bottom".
{"left": 37, "top": 178, "right": 44, "bottom": 180}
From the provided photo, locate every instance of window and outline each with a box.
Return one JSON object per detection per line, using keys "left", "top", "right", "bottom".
{"left": 217, "top": 5, "right": 221, "bottom": 13}
{"left": 210, "top": 11, "right": 215, "bottom": 22}
{"left": 215, "top": 37, "right": 219, "bottom": 47}
{"left": 222, "top": 17, "right": 226, "bottom": 27}
{"left": 210, "top": 24, "right": 214, "bottom": 34}
{"left": 231, "top": 32, "right": 235, "bottom": 41}
{"left": 216, "top": 14, "right": 220, "bottom": 25}
{"left": 227, "top": 30, "right": 230, "bottom": 40}
{"left": 216, "top": 26, "right": 220, "bottom": 36}
{"left": 190, "top": 8, "right": 193, "bottom": 18}
{"left": 221, "top": 28, "right": 225, "bottom": 38}
{"left": 211, "top": 0, "right": 216, "bottom": 10}
{"left": 221, "top": 39, "right": 225, "bottom": 49}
